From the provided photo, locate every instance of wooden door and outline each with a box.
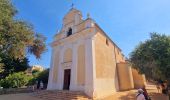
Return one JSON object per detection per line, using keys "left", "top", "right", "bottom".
{"left": 63, "top": 69, "right": 71, "bottom": 90}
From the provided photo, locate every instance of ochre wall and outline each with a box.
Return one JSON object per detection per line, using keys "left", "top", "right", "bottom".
{"left": 52, "top": 50, "right": 59, "bottom": 83}
{"left": 95, "top": 32, "right": 116, "bottom": 78}
{"left": 94, "top": 30, "right": 119, "bottom": 98}
{"left": 76, "top": 22, "right": 86, "bottom": 32}
{"left": 64, "top": 48, "right": 72, "bottom": 62}
{"left": 132, "top": 68, "right": 146, "bottom": 88}
{"left": 77, "top": 44, "right": 85, "bottom": 85}
{"left": 114, "top": 47, "right": 125, "bottom": 63}
{"left": 117, "top": 63, "right": 134, "bottom": 91}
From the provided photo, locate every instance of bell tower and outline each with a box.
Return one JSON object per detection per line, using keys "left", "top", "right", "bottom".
{"left": 63, "top": 8, "right": 83, "bottom": 27}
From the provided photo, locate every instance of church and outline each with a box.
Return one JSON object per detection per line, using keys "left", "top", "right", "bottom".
{"left": 47, "top": 7, "right": 146, "bottom": 99}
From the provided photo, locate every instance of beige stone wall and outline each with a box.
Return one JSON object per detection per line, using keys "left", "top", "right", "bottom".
{"left": 76, "top": 22, "right": 86, "bottom": 33}
{"left": 115, "top": 47, "right": 125, "bottom": 63}
{"left": 117, "top": 63, "right": 134, "bottom": 91}
{"left": 64, "top": 48, "right": 72, "bottom": 62}
{"left": 77, "top": 44, "right": 85, "bottom": 85}
{"left": 93, "top": 29, "right": 119, "bottom": 98}
{"left": 95, "top": 32, "right": 116, "bottom": 78}
{"left": 132, "top": 68, "right": 146, "bottom": 89}
{"left": 63, "top": 9, "right": 82, "bottom": 26}
{"left": 52, "top": 50, "right": 59, "bottom": 83}
{"left": 63, "top": 10, "right": 76, "bottom": 26}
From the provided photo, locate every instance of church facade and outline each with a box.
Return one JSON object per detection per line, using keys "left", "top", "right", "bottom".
{"left": 47, "top": 8, "right": 146, "bottom": 99}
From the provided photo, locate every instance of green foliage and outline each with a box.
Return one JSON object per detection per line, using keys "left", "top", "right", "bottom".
{"left": 0, "top": 0, "right": 47, "bottom": 59}
{"left": 27, "top": 77, "right": 37, "bottom": 86}
{"left": 31, "top": 69, "right": 41, "bottom": 80}
{"left": 0, "top": 54, "right": 29, "bottom": 78}
{"left": 37, "top": 69, "right": 49, "bottom": 84}
{"left": 0, "top": 0, "right": 47, "bottom": 79}
{"left": 0, "top": 0, "right": 46, "bottom": 58}
{"left": 130, "top": 33, "right": 170, "bottom": 81}
{"left": 28, "top": 34, "right": 47, "bottom": 59}
{"left": 32, "top": 69, "right": 40, "bottom": 76}
{"left": 0, "top": 72, "right": 32, "bottom": 88}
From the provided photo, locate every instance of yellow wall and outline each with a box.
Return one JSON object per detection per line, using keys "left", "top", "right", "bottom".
{"left": 52, "top": 50, "right": 59, "bottom": 83}
{"left": 115, "top": 47, "right": 125, "bottom": 63}
{"left": 64, "top": 48, "right": 72, "bottom": 62}
{"left": 77, "top": 45, "right": 85, "bottom": 85}
{"left": 132, "top": 68, "right": 146, "bottom": 88}
{"left": 94, "top": 32, "right": 116, "bottom": 78}
{"left": 76, "top": 22, "right": 86, "bottom": 32}
{"left": 117, "top": 63, "right": 134, "bottom": 91}
{"left": 93, "top": 30, "right": 122, "bottom": 98}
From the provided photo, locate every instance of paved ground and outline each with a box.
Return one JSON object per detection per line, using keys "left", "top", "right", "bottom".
{"left": 0, "top": 93, "right": 42, "bottom": 100}
{"left": 104, "top": 85, "right": 169, "bottom": 100}
{"left": 0, "top": 85, "right": 169, "bottom": 100}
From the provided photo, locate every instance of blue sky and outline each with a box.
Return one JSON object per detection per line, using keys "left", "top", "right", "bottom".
{"left": 12, "top": 0, "right": 170, "bottom": 68}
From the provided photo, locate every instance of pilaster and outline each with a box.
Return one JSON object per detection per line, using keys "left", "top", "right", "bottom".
{"left": 84, "top": 36, "right": 96, "bottom": 98}
{"left": 70, "top": 42, "right": 78, "bottom": 90}
{"left": 47, "top": 47, "right": 56, "bottom": 90}
{"left": 57, "top": 46, "right": 64, "bottom": 90}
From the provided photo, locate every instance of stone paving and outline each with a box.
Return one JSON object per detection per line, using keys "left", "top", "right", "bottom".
{"left": 103, "top": 85, "right": 169, "bottom": 100}
{"left": 0, "top": 85, "right": 169, "bottom": 100}
{"left": 0, "top": 93, "right": 42, "bottom": 100}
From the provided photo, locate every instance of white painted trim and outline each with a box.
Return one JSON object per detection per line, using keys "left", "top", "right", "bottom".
{"left": 57, "top": 46, "right": 64, "bottom": 90}
{"left": 47, "top": 48, "right": 54, "bottom": 90}
{"left": 84, "top": 36, "right": 95, "bottom": 97}
{"left": 69, "top": 42, "right": 77, "bottom": 90}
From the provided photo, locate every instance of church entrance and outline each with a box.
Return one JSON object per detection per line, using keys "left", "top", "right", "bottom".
{"left": 63, "top": 69, "right": 71, "bottom": 90}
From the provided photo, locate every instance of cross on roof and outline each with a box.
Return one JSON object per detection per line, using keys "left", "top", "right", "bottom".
{"left": 71, "top": 3, "right": 74, "bottom": 9}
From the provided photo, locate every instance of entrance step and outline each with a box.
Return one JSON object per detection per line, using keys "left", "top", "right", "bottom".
{"left": 32, "top": 90, "right": 91, "bottom": 100}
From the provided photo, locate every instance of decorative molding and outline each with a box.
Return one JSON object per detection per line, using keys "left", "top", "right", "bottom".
{"left": 61, "top": 61, "right": 72, "bottom": 69}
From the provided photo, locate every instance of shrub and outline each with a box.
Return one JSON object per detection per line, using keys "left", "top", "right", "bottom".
{"left": 37, "top": 69, "right": 49, "bottom": 84}
{"left": 0, "top": 72, "right": 32, "bottom": 88}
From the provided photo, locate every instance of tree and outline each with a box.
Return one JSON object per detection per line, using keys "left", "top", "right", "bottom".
{"left": 0, "top": 0, "right": 46, "bottom": 59}
{"left": 130, "top": 33, "right": 170, "bottom": 82}
{"left": 0, "top": 0, "right": 46, "bottom": 78}
{"left": 27, "top": 69, "right": 49, "bottom": 88}
{"left": 37, "top": 69, "right": 49, "bottom": 84}
{"left": 0, "top": 72, "right": 32, "bottom": 88}
{"left": 0, "top": 54, "right": 29, "bottom": 78}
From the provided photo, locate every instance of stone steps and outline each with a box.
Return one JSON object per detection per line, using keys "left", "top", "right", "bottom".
{"left": 32, "top": 90, "right": 91, "bottom": 100}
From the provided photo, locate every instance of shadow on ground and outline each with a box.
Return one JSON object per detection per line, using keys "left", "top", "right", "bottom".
{"left": 117, "top": 90, "right": 169, "bottom": 100}
{"left": 118, "top": 92, "right": 136, "bottom": 100}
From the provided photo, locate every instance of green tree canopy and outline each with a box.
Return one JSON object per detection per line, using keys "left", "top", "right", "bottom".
{"left": 0, "top": 0, "right": 46, "bottom": 59}
{"left": 0, "top": 55, "right": 29, "bottom": 78}
{"left": 130, "top": 33, "right": 170, "bottom": 82}
{"left": 37, "top": 69, "right": 49, "bottom": 84}
{"left": 0, "top": 0, "right": 47, "bottom": 78}
{"left": 0, "top": 72, "right": 32, "bottom": 88}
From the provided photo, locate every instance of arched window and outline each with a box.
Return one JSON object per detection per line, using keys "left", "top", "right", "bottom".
{"left": 67, "top": 28, "right": 72, "bottom": 37}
